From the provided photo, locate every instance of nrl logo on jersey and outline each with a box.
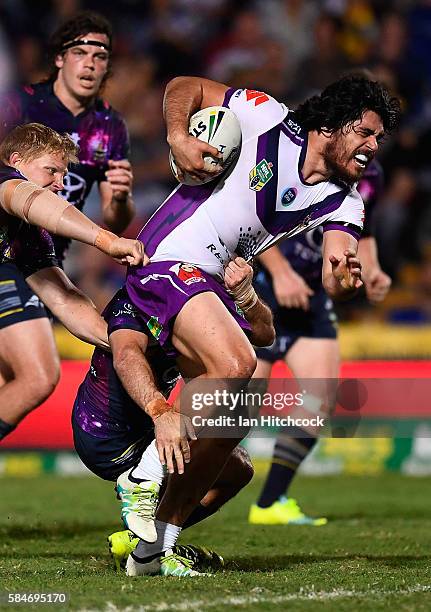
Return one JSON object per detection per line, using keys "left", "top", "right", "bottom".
{"left": 249, "top": 159, "right": 273, "bottom": 192}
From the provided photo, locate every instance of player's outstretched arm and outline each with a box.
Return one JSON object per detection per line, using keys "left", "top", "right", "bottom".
{"left": 358, "top": 236, "right": 391, "bottom": 303}
{"left": 224, "top": 257, "right": 275, "bottom": 347}
{"left": 163, "top": 76, "right": 228, "bottom": 183}
{"left": 27, "top": 267, "right": 109, "bottom": 351}
{"left": 110, "top": 329, "right": 196, "bottom": 475}
{"left": 0, "top": 179, "right": 147, "bottom": 266}
{"left": 322, "top": 230, "right": 363, "bottom": 299}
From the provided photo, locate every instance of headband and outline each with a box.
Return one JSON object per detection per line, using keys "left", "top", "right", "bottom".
{"left": 61, "top": 38, "right": 111, "bottom": 53}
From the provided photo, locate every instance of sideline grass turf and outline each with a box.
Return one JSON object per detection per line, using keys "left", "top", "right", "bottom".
{"left": 0, "top": 470, "right": 430, "bottom": 611}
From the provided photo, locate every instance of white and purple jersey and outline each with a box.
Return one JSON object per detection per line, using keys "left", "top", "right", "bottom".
{"left": 135, "top": 89, "right": 364, "bottom": 281}
{"left": 271, "top": 160, "right": 384, "bottom": 291}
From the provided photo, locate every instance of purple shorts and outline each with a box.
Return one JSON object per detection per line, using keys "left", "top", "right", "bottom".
{"left": 126, "top": 261, "right": 251, "bottom": 354}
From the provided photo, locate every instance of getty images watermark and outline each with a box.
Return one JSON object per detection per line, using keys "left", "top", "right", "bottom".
{"left": 179, "top": 377, "right": 431, "bottom": 438}
{"left": 191, "top": 388, "right": 325, "bottom": 429}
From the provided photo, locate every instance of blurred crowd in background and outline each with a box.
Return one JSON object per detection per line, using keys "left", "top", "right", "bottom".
{"left": 2, "top": 0, "right": 431, "bottom": 322}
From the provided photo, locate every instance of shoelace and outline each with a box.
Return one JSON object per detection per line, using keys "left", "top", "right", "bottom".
{"left": 161, "top": 553, "right": 195, "bottom": 571}
{"left": 128, "top": 488, "right": 157, "bottom": 520}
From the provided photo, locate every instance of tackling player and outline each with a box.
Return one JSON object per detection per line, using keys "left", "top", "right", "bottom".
{"left": 0, "top": 122, "right": 145, "bottom": 441}
{"left": 114, "top": 73, "right": 400, "bottom": 575}
{"left": 248, "top": 160, "right": 391, "bottom": 526}
{"left": 0, "top": 11, "right": 134, "bottom": 263}
{"left": 72, "top": 258, "right": 274, "bottom": 576}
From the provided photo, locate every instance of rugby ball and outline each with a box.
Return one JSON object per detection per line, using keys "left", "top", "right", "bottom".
{"left": 169, "top": 106, "right": 241, "bottom": 186}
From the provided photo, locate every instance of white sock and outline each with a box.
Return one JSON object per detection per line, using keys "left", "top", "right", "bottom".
{"left": 131, "top": 440, "right": 164, "bottom": 485}
{"left": 133, "top": 520, "right": 181, "bottom": 560}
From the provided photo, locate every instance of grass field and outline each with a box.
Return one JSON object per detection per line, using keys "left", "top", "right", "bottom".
{"left": 0, "top": 465, "right": 430, "bottom": 611}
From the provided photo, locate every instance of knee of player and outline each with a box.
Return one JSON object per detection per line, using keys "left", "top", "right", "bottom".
{"left": 218, "top": 349, "right": 257, "bottom": 380}
{"left": 38, "top": 363, "right": 59, "bottom": 397}
{"left": 236, "top": 446, "right": 254, "bottom": 487}
{"left": 24, "top": 364, "right": 59, "bottom": 406}
{"left": 231, "top": 446, "right": 254, "bottom": 490}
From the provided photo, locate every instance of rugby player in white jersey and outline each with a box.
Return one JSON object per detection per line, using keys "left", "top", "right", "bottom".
{"left": 113, "top": 74, "right": 400, "bottom": 576}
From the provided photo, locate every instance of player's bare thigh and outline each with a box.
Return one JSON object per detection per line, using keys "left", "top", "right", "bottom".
{"left": 285, "top": 338, "right": 339, "bottom": 379}
{"left": 172, "top": 291, "right": 256, "bottom": 379}
{"left": 285, "top": 337, "right": 339, "bottom": 418}
{"left": 0, "top": 318, "right": 60, "bottom": 386}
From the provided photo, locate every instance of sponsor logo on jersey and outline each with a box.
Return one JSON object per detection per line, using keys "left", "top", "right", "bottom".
{"left": 285, "top": 117, "right": 301, "bottom": 135}
{"left": 249, "top": 159, "right": 273, "bottom": 192}
{"left": 245, "top": 89, "right": 270, "bottom": 106}
{"left": 112, "top": 302, "right": 137, "bottom": 318}
{"left": 170, "top": 263, "right": 206, "bottom": 285}
{"left": 281, "top": 187, "right": 297, "bottom": 206}
{"left": 147, "top": 316, "right": 163, "bottom": 340}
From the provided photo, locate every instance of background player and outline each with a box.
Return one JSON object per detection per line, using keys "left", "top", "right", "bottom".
{"left": 0, "top": 122, "right": 144, "bottom": 441}
{"left": 72, "top": 258, "right": 273, "bottom": 576}
{"left": 249, "top": 160, "right": 391, "bottom": 525}
{"left": 0, "top": 11, "right": 134, "bottom": 263}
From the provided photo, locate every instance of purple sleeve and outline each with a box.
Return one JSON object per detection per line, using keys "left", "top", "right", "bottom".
{"left": 222, "top": 87, "right": 238, "bottom": 108}
{"left": 105, "top": 287, "right": 149, "bottom": 337}
{"left": 322, "top": 222, "right": 362, "bottom": 241}
{"left": 110, "top": 113, "right": 130, "bottom": 161}
{"left": 97, "top": 112, "right": 131, "bottom": 185}
{"left": 18, "top": 227, "right": 59, "bottom": 278}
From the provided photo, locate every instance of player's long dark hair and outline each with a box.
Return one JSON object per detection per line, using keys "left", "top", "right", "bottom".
{"left": 295, "top": 74, "right": 401, "bottom": 134}
{"left": 47, "top": 11, "right": 113, "bottom": 85}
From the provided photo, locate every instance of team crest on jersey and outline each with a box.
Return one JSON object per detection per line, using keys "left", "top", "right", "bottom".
{"left": 249, "top": 159, "right": 273, "bottom": 192}
{"left": 147, "top": 316, "right": 163, "bottom": 340}
{"left": 170, "top": 263, "right": 206, "bottom": 286}
{"left": 281, "top": 187, "right": 297, "bottom": 206}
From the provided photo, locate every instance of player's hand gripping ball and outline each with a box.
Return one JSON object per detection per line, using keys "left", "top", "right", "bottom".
{"left": 169, "top": 106, "right": 242, "bottom": 186}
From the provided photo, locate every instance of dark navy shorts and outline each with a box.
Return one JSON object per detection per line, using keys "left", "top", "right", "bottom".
{"left": 0, "top": 263, "right": 47, "bottom": 331}
{"left": 255, "top": 288, "right": 337, "bottom": 363}
{"left": 71, "top": 403, "right": 155, "bottom": 482}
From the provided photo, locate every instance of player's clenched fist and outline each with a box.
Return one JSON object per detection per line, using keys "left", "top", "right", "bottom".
{"left": 105, "top": 159, "right": 133, "bottom": 199}
{"left": 364, "top": 267, "right": 391, "bottom": 303}
{"left": 224, "top": 257, "right": 258, "bottom": 312}
{"left": 95, "top": 229, "right": 149, "bottom": 266}
{"left": 224, "top": 256, "right": 253, "bottom": 289}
